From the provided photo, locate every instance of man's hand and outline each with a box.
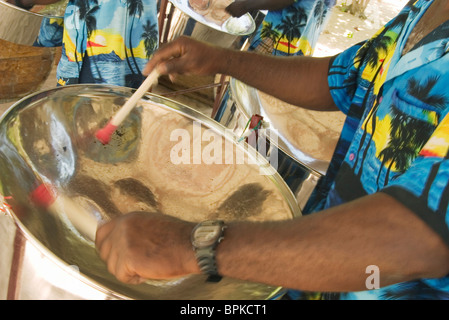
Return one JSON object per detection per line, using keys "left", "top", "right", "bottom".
{"left": 225, "top": 0, "right": 249, "bottom": 17}
{"left": 143, "top": 36, "right": 227, "bottom": 82}
{"left": 95, "top": 211, "right": 199, "bottom": 284}
{"left": 144, "top": 35, "right": 336, "bottom": 111}
{"left": 225, "top": 0, "right": 296, "bottom": 16}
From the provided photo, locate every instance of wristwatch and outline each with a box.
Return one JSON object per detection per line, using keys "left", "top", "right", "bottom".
{"left": 191, "top": 220, "right": 226, "bottom": 282}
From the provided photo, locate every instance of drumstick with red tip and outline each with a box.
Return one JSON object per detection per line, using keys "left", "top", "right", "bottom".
{"left": 95, "top": 69, "right": 160, "bottom": 145}
{"left": 30, "top": 183, "right": 99, "bottom": 241}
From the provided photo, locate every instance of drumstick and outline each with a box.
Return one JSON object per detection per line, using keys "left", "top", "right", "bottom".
{"left": 30, "top": 183, "right": 98, "bottom": 242}
{"left": 95, "top": 69, "right": 160, "bottom": 145}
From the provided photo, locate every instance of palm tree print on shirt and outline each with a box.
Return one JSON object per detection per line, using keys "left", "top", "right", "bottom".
{"left": 125, "top": 0, "right": 144, "bottom": 75}
{"left": 142, "top": 20, "right": 158, "bottom": 59}
{"left": 251, "top": 0, "right": 334, "bottom": 56}
{"left": 275, "top": 6, "right": 308, "bottom": 55}
{"left": 349, "top": 12, "right": 410, "bottom": 180}
{"left": 377, "top": 77, "right": 447, "bottom": 186}
{"left": 58, "top": 0, "right": 158, "bottom": 87}
{"left": 345, "top": 3, "right": 449, "bottom": 189}
{"left": 79, "top": 0, "right": 102, "bottom": 82}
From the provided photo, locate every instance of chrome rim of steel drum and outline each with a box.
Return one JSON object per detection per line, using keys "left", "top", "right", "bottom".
{"left": 213, "top": 78, "right": 325, "bottom": 211}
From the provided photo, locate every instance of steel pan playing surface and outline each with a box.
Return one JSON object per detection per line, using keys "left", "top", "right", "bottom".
{"left": 0, "top": 85, "right": 300, "bottom": 300}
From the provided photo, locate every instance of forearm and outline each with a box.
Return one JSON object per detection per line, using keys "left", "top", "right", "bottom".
{"left": 241, "top": 0, "right": 296, "bottom": 12}
{"left": 145, "top": 37, "right": 336, "bottom": 111}
{"left": 95, "top": 193, "right": 449, "bottom": 290}
{"left": 215, "top": 193, "right": 449, "bottom": 292}
{"left": 219, "top": 49, "right": 337, "bottom": 111}
{"left": 32, "top": 0, "right": 61, "bottom": 4}
{"left": 8, "top": 0, "right": 61, "bottom": 7}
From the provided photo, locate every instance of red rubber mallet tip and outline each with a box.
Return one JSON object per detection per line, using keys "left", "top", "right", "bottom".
{"left": 95, "top": 122, "right": 118, "bottom": 145}
{"left": 30, "top": 183, "right": 56, "bottom": 208}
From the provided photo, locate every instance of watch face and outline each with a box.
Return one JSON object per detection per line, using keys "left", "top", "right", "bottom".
{"left": 192, "top": 224, "right": 222, "bottom": 247}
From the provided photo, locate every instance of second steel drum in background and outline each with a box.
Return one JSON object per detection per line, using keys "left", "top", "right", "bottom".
{"left": 213, "top": 78, "right": 346, "bottom": 210}
{"left": 162, "top": 0, "right": 256, "bottom": 48}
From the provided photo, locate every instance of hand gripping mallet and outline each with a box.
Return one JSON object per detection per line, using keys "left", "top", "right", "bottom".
{"left": 95, "top": 69, "right": 160, "bottom": 145}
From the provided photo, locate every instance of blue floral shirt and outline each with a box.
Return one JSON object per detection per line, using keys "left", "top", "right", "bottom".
{"left": 37, "top": 0, "right": 159, "bottom": 88}
{"left": 248, "top": 0, "right": 335, "bottom": 56}
{"left": 298, "top": 0, "right": 449, "bottom": 299}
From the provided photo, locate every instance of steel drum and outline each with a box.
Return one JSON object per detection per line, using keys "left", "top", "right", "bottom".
{"left": 0, "top": 0, "right": 66, "bottom": 46}
{"left": 163, "top": 0, "right": 256, "bottom": 48}
{"left": 213, "top": 79, "right": 346, "bottom": 210}
{"left": 0, "top": 85, "right": 301, "bottom": 300}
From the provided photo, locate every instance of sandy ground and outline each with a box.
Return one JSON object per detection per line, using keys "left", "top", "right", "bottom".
{"left": 314, "top": 0, "right": 409, "bottom": 57}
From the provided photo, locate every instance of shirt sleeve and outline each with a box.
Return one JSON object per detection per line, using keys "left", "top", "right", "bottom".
{"left": 327, "top": 41, "right": 367, "bottom": 115}
{"left": 381, "top": 113, "right": 449, "bottom": 246}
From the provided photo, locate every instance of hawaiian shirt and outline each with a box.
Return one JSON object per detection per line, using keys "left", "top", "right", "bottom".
{"left": 297, "top": 0, "right": 449, "bottom": 300}
{"left": 248, "top": 0, "right": 335, "bottom": 56}
{"left": 35, "top": 17, "right": 64, "bottom": 48}
{"left": 55, "top": 0, "right": 159, "bottom": 88}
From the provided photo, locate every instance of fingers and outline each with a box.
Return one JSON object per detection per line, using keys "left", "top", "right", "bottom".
{"left": 94, "top": 211, "right": 194, "bottom": 284}
{"left": 114, "top": 253, "right": 144, "bottom": 285}
{"left": 95, "top": 219, "right": 142, "bottom": 284}
{"left": 143, "top": 36, "right": 220, "bottom": 79}
{"left": 225, "top": 1, "right": 247, "bottom": 17}
{"left": 102, "top": 241, "right": 143, "bottom": 284}
{"left": 95, "top": 221, "right": 116, "bottom": 277}
{"left": 95, "top": 219, "right": 115, "bottom": 255}
{"left": 143, "top": 39, "right": 185, "bottom": 76}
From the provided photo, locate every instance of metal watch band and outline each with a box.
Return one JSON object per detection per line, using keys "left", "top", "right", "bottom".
{"left": 196, "top": 248, "right": 222, "bottom": 282}
{"left": 191, "top": 220, "right": 226, "bottom": 282}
